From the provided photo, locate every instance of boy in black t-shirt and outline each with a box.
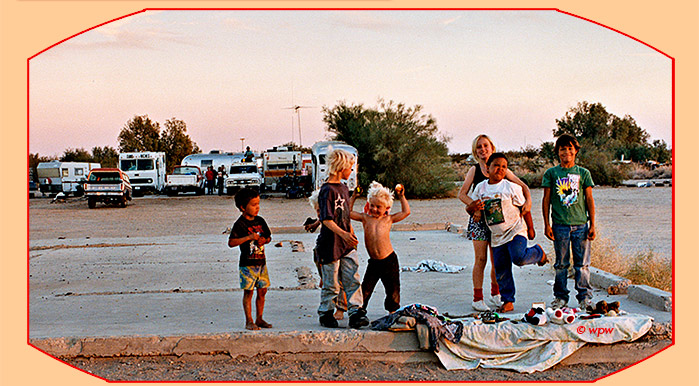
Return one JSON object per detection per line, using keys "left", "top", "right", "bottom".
{"left": 228, "top": 188, "right": 272, "bottom": 330}
{"left": 316, "top": 149, "right": 368, "bottom": 329}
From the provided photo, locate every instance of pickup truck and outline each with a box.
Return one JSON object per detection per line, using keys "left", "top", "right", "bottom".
{"left": 164, "top": 165, "right": 205, "bottom": 196}
{"left": 225, "top": 162, "right": 263, "bottom": 194}
{"left": 83, "top": 168, "right": 132, "bottom": 208}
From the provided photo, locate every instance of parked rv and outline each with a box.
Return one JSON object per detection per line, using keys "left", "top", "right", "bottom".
{"left": 180, "top": 151, "right": 245, "bottom": 176}
{"left": 83, "top": 168, "right": 132, "bottom": 208}
{"left": 119, "top": 152, "right": 166, "bottom": 196}
{"left": 262, "top": 147, "right": 303, "bottom": 190}
{"left": 311, "top": 141, "right": 358, "bottom": 191}
{"left": 225, "top": 162, "right": 264, "bottom": 194}
{"left": 164, "top": 165, "right": 205, "bottom": 196}
{"left": 36, "top": 161, "right": 101, "bottom": 196}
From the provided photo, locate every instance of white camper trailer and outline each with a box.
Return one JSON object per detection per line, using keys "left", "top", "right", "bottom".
{"left": 36, "top": 161, "right": 100, "bottom": 196}
{"left": 119, "top": 152, "right": 166, "bottom": 196}
{"left": 311, "top": 141, "right": 358, "bottom": 191}
{"left": 261, "top": 147, "right": 302, "bottom": 189}
{"left": 180, "top": 151, "right": 244, "bottom": 175}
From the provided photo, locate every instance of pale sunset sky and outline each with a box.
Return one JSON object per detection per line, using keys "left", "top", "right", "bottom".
{"left": 29, "top": 10, "right": 672, "bottom": 158}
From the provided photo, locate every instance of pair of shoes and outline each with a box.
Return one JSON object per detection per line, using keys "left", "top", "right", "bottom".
{"left": 550, "top": 298, "right": 568, "bottom": 309}
{"left": 319, "top": 311, "right": 339, "bottom": 328}
{"left": 489, "top": 294, "right": 503, "bottom": 308}
{"left": 348, "top": 308, "right": 370, "bottom": 329}
{"left": 497, "top": 302, "right": 514, "bottom": 313}
{"left": 472, "top": 300, "right": 491, "bottom": 312}
{"left": 578, "top": 298, "right": 593, "bottom": 311}
{"left": 537, "top": 249, "right": 549, "bottom": 266}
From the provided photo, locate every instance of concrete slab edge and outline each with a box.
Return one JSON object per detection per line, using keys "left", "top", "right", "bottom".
{"left": 30, "top": 330, "right": 423, "bottom": 359}
{"left": 628, "top": 285, "right": 672, "bottom": 312}
{"left": 31, "top": 329, "right": 672, "bottom": 367}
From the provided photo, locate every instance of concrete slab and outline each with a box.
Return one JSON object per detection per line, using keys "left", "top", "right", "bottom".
{"left": 29, "top": 230, "right": 672, "bottom": 360}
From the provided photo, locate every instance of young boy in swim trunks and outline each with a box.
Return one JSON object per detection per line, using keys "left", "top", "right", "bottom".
{"left": 350, "top": 181, "right": 411, "bottom": 314}
{"left": 228, "top": 187, "right": 273, "bottom": 330}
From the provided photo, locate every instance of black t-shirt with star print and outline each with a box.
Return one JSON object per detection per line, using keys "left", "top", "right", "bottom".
{"left": 316, "top": 182, "right": 354, "bottom": 264}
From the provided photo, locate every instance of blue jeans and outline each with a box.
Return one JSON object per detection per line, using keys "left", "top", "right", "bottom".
{"left": 552, "top": 223, "right": 592, "bottom": 303}
{"left": 491, "top": 235, "right": 544, "bottom": 304}
{"left": 318, "top": 250, "right": 363, "bottom": 316}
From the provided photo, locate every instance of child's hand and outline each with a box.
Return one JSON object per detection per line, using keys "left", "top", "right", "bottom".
{"left": 395, "top": 184, "right": 404, "bottom": 197}
{"left": 544, "top": 225, "right": 555, "bottom": 241}
{"left": 352, "top": 186, "right": 362, "bottom": 198}
{"left": 527, "top": 227, "right": 536, "bottom": 240}
{"left": 472, "top": 211, "right": 482, "bottom": 223}
{"left": 466, "top": 200, "right": 484, "bottom": 216}
{"left": 250, "top": 232, "right": 261, "bottom": 242}
{"left": 341, "top": 230, "right": 359, "bottom": 248}
{"left": 587, "top": 224, "right": 596, "bottom": 240}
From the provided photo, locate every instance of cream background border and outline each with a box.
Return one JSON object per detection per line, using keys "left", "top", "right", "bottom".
{"left": 1, "top": 1, "right": 696, "bottom": 385}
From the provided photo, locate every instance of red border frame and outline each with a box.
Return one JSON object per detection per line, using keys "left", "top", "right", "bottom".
{"left": 26, "top": 7, "right": 675, "bottom": 383}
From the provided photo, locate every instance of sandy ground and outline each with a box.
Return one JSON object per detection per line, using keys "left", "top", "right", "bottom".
{"left": 65, "top": 355, "right": 628, "bottom": 382}
{"left": 29, "top": 187, "right": 672, "bottom": 258}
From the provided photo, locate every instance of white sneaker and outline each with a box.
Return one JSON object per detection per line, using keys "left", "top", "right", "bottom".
{"left": 472, "top": 300, "right": 491, "bottom": 312}
{"left": 489, "top": 294, "right": 503, "bottom": 308}
{"left": 550, "top": 298, "right": 568, "bottom": 309}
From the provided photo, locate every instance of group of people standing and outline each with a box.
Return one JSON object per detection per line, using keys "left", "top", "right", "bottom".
{"left": 226, "top": 133, "right": 596, "bottom": 331}
{"left": 204, "top": 165, "right": 227, "bottom": 195}
{"left": 458, "top": 133, "right": 595, "bottom": 313}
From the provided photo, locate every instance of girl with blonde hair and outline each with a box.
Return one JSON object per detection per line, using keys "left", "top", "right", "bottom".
{"left": 457, "top": 134, "right": 532, "bottom": 312}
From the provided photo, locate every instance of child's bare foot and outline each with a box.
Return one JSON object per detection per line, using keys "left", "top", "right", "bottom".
{"left": 333, "top": 309, "right": 345, "bottom": 320}
{"left": 255, "top": 319, "right": 273, "bottom": 328}
{"left": 537, "top": 248, "right": 548, "bottom": 266}
{"left": 245, "top": 322, "right": 261, "bottom": 330}
{"left": 497, "top": 302, "right": 514, "bottom": 313}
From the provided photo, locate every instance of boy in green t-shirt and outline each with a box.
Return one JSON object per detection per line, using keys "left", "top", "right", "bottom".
{"left": 542, "top": 134, "right": 596, "bottom": 310}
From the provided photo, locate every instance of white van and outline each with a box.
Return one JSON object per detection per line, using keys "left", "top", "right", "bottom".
{"left": 119, "top": 152, "right": 166, "bottom": 196}
{"left": 36, "top": 161, "right": 100, "bottom": 196}
{"left": 311, "top": 141, "right": 358, "bottom": 191}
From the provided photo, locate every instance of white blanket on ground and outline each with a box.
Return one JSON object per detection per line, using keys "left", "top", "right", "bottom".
{"left": 435, "top": 314, "right": 653, "bottom": 373}
{"left": 400, "top": 259, "right": 467, "bottom": 273}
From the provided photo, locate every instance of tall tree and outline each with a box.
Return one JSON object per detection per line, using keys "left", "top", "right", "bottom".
{"left": 554, "top": 101, "right": 611, "bottom": 147}
{"left": 91, "top": 146, "right": 119, "bottom": 168}
{"left": 118, "top": 115, "right": 161, "bottom": 152}
{"left": 60, "top": 148, "right": 93, "bottom": 162}
{"left": 161, "top": 118, "right": 201, "bottom": 171}
{"left": 323, "top": 99, "right": 455, "bottom": 197}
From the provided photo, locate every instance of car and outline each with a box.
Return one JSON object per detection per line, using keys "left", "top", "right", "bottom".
{"left": 225, "top": 162, "right": 263, "bottom": 194}
{"left": 83, "top": 168, "right": 132, "bottom": 208}
{"left": 29, "top": 180, "right": 38, "bottom": 198}
{"left": 164, "top": 165, "right": 205, "bottom": 196}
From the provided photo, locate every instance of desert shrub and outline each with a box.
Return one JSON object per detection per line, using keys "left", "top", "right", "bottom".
{"left": 652, "top": 165, "right": 673, "bottom": 179}
{"left": 590, "top": 238, "right": 671, "bottom": 292}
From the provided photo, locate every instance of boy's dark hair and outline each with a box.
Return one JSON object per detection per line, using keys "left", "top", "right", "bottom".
{"left": 235, "top": 188, "right": 260, "bottom": 211}
{"left": 486, "top": 152, "right": 508, "bottom": 166}
{"left": 554, "top": 134, "right": 581, "bottom": 154}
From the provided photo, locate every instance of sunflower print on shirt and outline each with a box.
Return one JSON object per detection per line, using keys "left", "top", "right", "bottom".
{"left": 555, "top": 174, "right": 580, "bottom": 207}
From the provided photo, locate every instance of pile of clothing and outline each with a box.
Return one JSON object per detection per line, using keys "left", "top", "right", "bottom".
{"left": 370, "top": 304, "right": 463, "bottom": 352}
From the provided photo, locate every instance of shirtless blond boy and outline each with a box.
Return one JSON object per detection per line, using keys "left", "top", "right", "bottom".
{"left": 350, "top": 182, "right": 410, "bottom": 313}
